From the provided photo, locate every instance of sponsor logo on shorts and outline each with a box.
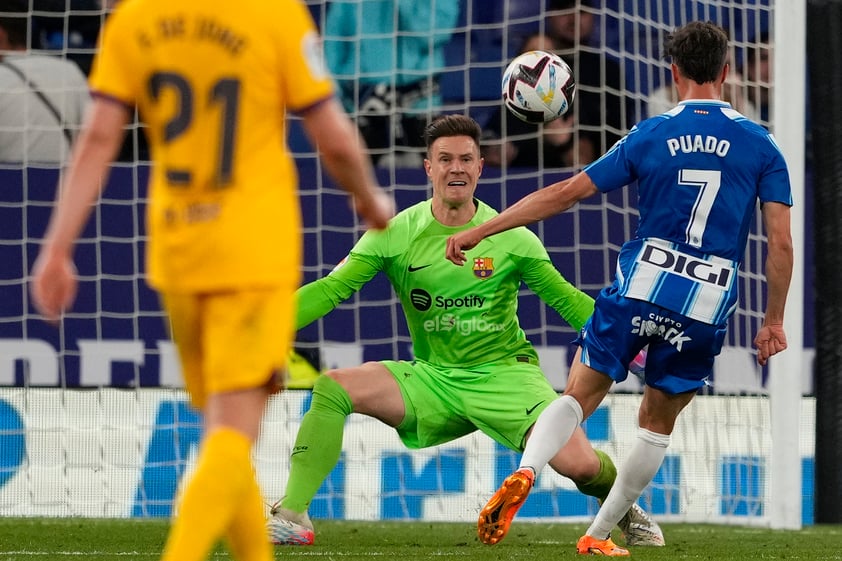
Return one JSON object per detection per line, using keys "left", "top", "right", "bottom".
{"left": 525, "top": 401, "right": 545, "bottom": 415}
{"left": 631, "top": 314, "right": 692, "bottom": 351}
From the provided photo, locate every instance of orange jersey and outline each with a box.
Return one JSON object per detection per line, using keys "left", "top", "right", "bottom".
{"left": 89, "top": 0, "right": 334, "bottom": 291}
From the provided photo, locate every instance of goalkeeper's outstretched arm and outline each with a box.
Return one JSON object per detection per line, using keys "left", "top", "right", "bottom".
{"left": 295, "top": 252, "right": 380, "bottom": 329}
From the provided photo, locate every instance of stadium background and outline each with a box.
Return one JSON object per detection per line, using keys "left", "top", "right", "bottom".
{"left": 0, "top": 0, "right": 818, "bottom": 529}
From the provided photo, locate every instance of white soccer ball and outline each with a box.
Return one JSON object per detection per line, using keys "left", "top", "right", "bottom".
{"left": 501, "top": 50, "right": 576, "bottom": 124}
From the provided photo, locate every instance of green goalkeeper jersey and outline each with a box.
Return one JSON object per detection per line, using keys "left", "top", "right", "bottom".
{"left": 296, "top": 199, "right": 594, "bottom": 368}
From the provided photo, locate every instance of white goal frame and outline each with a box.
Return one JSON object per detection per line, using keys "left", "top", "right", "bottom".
{"left": 768, "top": 1, "right": 805, "bottom": 530}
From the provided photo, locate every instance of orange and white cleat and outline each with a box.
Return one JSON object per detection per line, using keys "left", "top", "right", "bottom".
{"left": 576, "top": 534, "right": 630, "bottom": 556}
{"left": 477, "top": 468, "right": 535, "bottom": 545}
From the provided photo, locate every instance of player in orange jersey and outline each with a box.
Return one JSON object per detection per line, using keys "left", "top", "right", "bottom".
{"left": 30, "top": 1, "right": 393, "bottom": 560}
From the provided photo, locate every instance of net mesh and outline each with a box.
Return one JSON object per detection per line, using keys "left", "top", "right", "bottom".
{"left": 0, "top": 0, "right": 811, "bottom": 525}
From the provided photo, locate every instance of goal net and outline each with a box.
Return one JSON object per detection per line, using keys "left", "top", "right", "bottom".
{"left": 0, "top": 0, "right": 809, "bottom": 528}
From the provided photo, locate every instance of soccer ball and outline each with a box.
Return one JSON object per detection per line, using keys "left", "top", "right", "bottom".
{"left": 501, "top": 50, "right": 576, "bottom": 124}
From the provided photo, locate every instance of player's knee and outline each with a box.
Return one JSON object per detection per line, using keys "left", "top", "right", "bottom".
{"left": 312, "top": 374, "right": 354, "bottom": 415}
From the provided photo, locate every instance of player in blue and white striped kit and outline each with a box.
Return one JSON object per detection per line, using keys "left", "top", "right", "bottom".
{"left": 446, "top": 21, "right": 794, "bottom": 556}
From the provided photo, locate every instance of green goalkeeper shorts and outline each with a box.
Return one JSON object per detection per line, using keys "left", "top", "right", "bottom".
{"left": 382, "top": 357, "right": 560, "bottom": 451}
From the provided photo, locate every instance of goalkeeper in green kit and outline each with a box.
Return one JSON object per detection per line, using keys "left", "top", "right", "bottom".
{"left": 267, "top": 114, "right": 664, "bottom": 548}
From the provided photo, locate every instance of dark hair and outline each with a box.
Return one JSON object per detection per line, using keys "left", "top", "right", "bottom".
{"left": 0, "top": 0, "right": 29, "bottom": 48}
{"left": 662, "top": 21, "right": 729, "bottom": 84}
{"left": 423, "top": 114, "right": 482, "bottom": 155}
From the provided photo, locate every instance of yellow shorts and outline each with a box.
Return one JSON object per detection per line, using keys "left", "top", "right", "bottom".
{"left": 161, "top": 286, "right": 296, "bottom": 409}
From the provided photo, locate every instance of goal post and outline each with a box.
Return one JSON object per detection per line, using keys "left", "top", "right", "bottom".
{"left": 768, "top": 0, "right": 805, "bottom": 530}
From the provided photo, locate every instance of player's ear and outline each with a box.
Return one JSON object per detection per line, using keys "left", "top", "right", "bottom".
{"left": 720, "top": 62, "right": 730, "bottom": 85}
{"left": 670, "top": 62, "right": 680, "bottom": 85}
{"left": 474, "top": 142, "right": 483, "bottom": 176}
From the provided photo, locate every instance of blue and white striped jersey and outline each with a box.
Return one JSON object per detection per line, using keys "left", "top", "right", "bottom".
{"left": 584, "top": 99, "right": 793, "bottom": 325}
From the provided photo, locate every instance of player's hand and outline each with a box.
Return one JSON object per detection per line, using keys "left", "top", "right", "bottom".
{"left": 355, "top": 190, "right": 395, "bottom": 230}
{"left": 446, "top": 228, "right": 483, "bottom": 266}
{"left": 753, "top": 323, "right": 787, "bottom": 366}
{"left": 30, "top": 248, "right": 78, "bottom": 324}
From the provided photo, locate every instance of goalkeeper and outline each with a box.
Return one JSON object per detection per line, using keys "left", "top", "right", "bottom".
{"left": 268, "top": 114, "right": 664, "bottom": 548}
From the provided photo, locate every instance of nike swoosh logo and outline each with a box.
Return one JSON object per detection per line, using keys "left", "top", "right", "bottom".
{"left": 525, "top": 401, "right": 545, "bottom": 415}
{"left": 408, "top": 264, "right": 431, "bottom": 272}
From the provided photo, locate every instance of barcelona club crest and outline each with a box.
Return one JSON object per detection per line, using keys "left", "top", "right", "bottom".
{"left": 473, "top": 257, "right": 494, "bottom": 279}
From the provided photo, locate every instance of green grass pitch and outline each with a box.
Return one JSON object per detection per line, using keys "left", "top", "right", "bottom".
{"left": 0, "top": 519, "right": 841, "bottom": 560}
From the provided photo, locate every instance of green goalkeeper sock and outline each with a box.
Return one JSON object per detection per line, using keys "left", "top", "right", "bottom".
{"left": 281, "top": 375, "right": 353, "bottom": 514}
{"left": 575, "top": 449, "right": 618, "bottom": 502}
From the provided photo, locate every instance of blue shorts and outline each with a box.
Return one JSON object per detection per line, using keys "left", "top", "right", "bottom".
{"left": 576, "top": 285, "right": 727, "bottom": 394}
